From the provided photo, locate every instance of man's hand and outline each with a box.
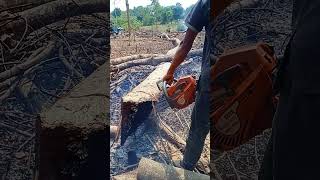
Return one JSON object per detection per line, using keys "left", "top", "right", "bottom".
{"left": 163, "top": 72, "right": 174, "bottom": 85}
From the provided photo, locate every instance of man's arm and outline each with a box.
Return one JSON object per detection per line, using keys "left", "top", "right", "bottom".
{"left": 163, "top": 28, "right": 198, "bottom": 84}
{"left": 163, "top": 0, "right": 208, "bottom": 84}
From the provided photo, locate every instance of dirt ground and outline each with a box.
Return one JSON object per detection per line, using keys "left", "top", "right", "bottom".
{"left": 111, "top": 30, "right": 205, "bottom": 59}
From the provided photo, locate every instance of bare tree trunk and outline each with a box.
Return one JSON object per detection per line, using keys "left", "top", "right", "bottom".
{"left": 125, "top": 0, "right": 131, "bottom": 45}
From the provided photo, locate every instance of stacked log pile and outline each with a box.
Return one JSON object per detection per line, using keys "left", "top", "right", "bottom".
{"left": 0, "top": 1, "right": 108, "bottom": 179}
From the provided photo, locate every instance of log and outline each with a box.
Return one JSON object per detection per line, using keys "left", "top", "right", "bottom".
{"left": 111, "top": 54, "right": 159, "bottom": 65}
{"left": 0, "top": 41, "right": 55, "bottom": 82}
{"left": 160, "top": 33, "right": 181, "bottom": 47}
{"left": 118, "top": 63, "right": 170, "bottom": 145}
{"left": 0, "top": 0, "right": 55, "bottom": 12}
{"left": 112, "top": 49, "right": 203, "bottom": 72}
{"left": 1, "top": 0, "right": 108, "bottom": 36}
{"left": 59, "top": 46, "right": 84, "bottom": 79}
{"left": 157, "top": 120, "right": 210, "bottom": 174}
{"left": 36, "top": 62, "right": 109, "bottom": 180}
{"left": 158, "top": 120, "right": 186, "bottom": 151}
{"left": 137, "top": 158, "right": 210, "bottom": 180}
{"left": 110, "top": 125, "right": 118, "bottom": 139}
{"left": 112, "top": 170, "right": 137, "bottom": 180}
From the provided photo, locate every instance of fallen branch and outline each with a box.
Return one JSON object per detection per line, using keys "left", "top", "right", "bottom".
{"left": 0, "top": 122, "right": 33, "bottom": 137}
{"left": 111, "top": 54, "right": 159, "bottom": 65}
{"left": 160, "top": 33, "right": 181, "bottom": 47}
{"left": 112, "top": 48, "right": 202, "bottom": 72}
{"left": 0, "top": 0, "right": 55, "bottom": 12}
{"left": 0, "top": 76, "right": 16, "bottom": 91}
{"left": 0, "top": 41, "right": 55, "bottom": 81}
{"left": 0, "top": 78, "right": 19, "bottom": 103}
{"left": 58, "top": 46, "right": 84, "bottom": 79}
{"left": 1, "top": 0, "right": 108, "bottom": 36}
{"left": 158, "top": 120, "right": 186, "bottom": 150}
{"left": 160, "top": 33, "right": 181, "bottom": 56}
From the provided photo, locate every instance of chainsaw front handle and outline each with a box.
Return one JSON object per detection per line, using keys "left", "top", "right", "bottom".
{"left": 156, "top": 80, "right": 170, "bottom": 98}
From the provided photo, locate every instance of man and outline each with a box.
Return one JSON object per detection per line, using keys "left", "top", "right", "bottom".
{"left": 259, "top": 1, "right": 320, "bottom": 179}
{"left": 162, "top": 0, "right": 211, "bottom": 170}
{"left": 166, "top": 0, "right": 320, "bottom": 179}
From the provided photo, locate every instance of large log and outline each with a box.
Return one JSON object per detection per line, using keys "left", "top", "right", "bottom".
{"left": 1, "top": 0, "right": 108, "bottom": 36}
{"left": 112, "top": 49, "right": 202, "bottom": 72}
{"left": 118, "top": 63, "right": 170, "bottom": 145}
{"left": 137, "top": 158, "right": 210, "bottom": 180}
{"left": 36, "top": 62, "right": 109, "bottom": 180}
{"left": 112, "top": 170, "right": 137, "bottom": 180}
{"left": 0, "top": 0, "right": 55, "bottom": 12}
{"left": 111, "top": 54, "right": 159, "bottom": 65}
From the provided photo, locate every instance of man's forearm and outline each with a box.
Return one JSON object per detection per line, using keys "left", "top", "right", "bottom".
{"left": 167, "top": 42, "right": 193, "bottom": 74}
{"left": 167, "top": 28, "right": 198, "bottom": 75}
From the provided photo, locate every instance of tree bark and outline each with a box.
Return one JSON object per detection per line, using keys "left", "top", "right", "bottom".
{"left": 37, "top": 62, "right": 109, "bottom": 180}
{"left": 125, "top": 0, "right": 131, "bottom": 44}
{"left": 0, "top": 0, "right": 55, "bottom": 12}
{"left": 118, "top": 63, "right": 171, "bottom": 145}
{"left": 137, "top": 158, "right": 210, "bottom": 180}
{"left": 112, "top": 48, "right": 203, "bottom": 72}
{"left": 1, "top": 0, "right": 108, "bottom": 36}
{"left": 0, "top": 41, "right": 55, "bottom": 82}
{"left": 111, "top": 54, "right": 159, "bottom": 65}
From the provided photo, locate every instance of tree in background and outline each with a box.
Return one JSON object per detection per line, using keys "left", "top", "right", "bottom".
{"left": 159, "top": 6, "right": 173, "bottom": 24}
{"left": 111, "top": 2, "right": 195, "bottom": 32}
{"left": 172, "top": 3, "right": 184, "bottom": 21}
{"left": 125, "top": 0, "right": 132, "bottom": 43}
{"left": 112, "top": 7, "right": 122, "bottom": 18}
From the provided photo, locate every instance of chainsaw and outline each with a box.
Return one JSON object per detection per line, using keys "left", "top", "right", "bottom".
{"left": 157, "top": 42, "right": 278, "bottom": 151}
{"left": 156, "top": 75, "right": 197, "bottom": 110}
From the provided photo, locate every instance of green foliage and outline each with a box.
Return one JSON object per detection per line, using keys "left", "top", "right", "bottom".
{"left": 111, "top": 14, "right": 142, "bottom": 30}
{"left": 176, "top": 21, "right": 187, "bottom": 32}
{"left": 111, "top": 8, "right": 121, "bottom": 18}
{"left": 111, "top": 2, "right": 196, "bottom": 30}
{"left": 172, "top": 3, "right": 184, "bottom": 20}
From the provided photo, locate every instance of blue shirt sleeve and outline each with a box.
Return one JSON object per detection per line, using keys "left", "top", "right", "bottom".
{"left": 185, "top": 0, "right": 210, "bottom": 33}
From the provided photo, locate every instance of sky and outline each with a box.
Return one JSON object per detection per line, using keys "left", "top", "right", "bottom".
{"left": 110, "top": 0, "right": 197, "bottom": 11}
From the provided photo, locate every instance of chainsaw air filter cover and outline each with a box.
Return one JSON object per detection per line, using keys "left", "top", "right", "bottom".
{"left": 166, "top": 76, "right": 196, "bottom": 109}
{"left": 210, "top": 42, "right": 277, "bottom": 151}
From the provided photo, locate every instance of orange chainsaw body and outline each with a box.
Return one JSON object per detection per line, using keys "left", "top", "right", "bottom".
{"left": 210, "top": 42, "right": 278, "bottom": 151}
{"left": 161, "top": 76, "right": 197, "bottom": 109}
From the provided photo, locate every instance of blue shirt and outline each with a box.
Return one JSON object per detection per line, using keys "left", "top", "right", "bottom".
{"left": 185, "top": 0, "right": 211, "bottom": 93}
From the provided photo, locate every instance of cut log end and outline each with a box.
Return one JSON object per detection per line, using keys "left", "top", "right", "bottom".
{"left": 37, "top": 62, "right": 108, "bottom": 179}
{"left": 137, "top": 158, "right": 210, "bottom": 180}
{"left": 119, "top": 63, "right": 170, "bottom": 145}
